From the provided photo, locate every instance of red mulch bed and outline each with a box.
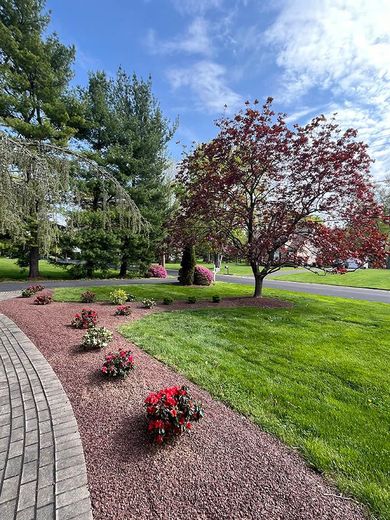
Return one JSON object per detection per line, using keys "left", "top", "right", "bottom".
{"left": 0, "top": 295, "right": 366, "bottom": 520}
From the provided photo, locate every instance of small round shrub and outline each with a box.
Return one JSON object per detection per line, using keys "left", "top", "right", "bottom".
{"left": 115, "top": 305, "right": 131, "bottom": 316}
{"left": 34, "top": 294, "right": 52, "bottom": 305}
{"left": 147, "top": 264, "right": 168, "bottom": 279}
{"left": 212, "top": 295, "right": 221, "bottom": 303}
{"left": 145, "top": 385, "right": 204, "bottom": 445}
{"left": 194, "top": 265, "right": 213, "bottom": 286}
{"left": 142, "top": 298, "right": 156, "bottom": 309}
{"left": 81, "top": 326, "right": 113, "bottom": 349}
{"left": 162, "top": 297, "right": 174, "bottom": 305}
{"left": 81, "top": 290, "right": 96, "bottom": 303}
{"left": 71, "top": 309, "right": 98, "bottom": 329}
{"left": 126, "top": 293, "right": 136, "bottom": 302}
{"left": 187, "top": 296, "right": 197, "bottom": 304}
{"left": 109, "top": 289, "right": 128, "bottom": 305}
{"left": 22, "top": 285, "right": 45, "bottom": 298}
{"left": 101, "top": 349, "right": 135, "bottom": 378}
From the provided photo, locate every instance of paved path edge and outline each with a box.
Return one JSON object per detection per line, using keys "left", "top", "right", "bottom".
{"left": 0, "top": 313, "right": 93, "bottom": 520}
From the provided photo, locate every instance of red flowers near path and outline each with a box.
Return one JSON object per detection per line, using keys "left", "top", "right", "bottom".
{"left": 114, "top": 305, "right": 132, "bottom": 316}
{"left": 101, "top": 349, "right": 135, "bottom": 378}
{"left": 34, "top": 294, "right": 52, "bottom": 305}
{"left": 71, "top": 309, "right": 98, "bottom": 329}
{"left": 145, "top": 385, "right": 204, "bottom": 444}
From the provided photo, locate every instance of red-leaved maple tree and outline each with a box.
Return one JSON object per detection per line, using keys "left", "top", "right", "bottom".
{"left": 175, "top": 98, "right": 386, "bottom": 297}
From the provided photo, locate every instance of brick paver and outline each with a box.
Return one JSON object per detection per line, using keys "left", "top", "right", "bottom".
{"left": 0, "top": 314, "right": 92, "bottom": 520}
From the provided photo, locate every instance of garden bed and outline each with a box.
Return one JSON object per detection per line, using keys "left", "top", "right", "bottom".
{"left": 0, "top": 296, "right": 366, "bottom": 520}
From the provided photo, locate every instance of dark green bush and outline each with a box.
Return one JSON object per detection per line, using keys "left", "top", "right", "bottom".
{"left": 212, "top": 295, "right": 221, "bottom": 303}
{"left": 187, "top": 296, "right": 197, "bottom": 304}
{"left": 163, "top": 297, "right": 174, "bottom": 305}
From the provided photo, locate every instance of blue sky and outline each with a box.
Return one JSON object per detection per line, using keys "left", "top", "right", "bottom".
{"left": 47, "top": 0, "right": 390, "bottom": 179}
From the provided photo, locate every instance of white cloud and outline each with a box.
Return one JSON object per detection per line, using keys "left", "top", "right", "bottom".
{"left": 264, "top": 0, "right": 390, "bottom": 178}
{"left": 146, "top": 17, "right": 212, "bottom": 56}
{"left": 167, "top": 61, "right": 242, "bottom": 113}
{"left": 170, "top": 0, "right": 223, "bottom": 15}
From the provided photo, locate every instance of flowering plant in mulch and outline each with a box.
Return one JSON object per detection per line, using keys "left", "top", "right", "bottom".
{"left": 21, "top": 284, "right": 45, "bottom": 297}
{"left": 101, "top": 349, "right": 135, "bottom": 378}
{"left": 162, "top": 297, "right": 173, "bottom": 305}
{"left": 109, "top": 289, "right": 128, "bottom": 305}
{"left": 71, "top": 309, "right": 98, "bottom": 329}
{"left": 145, "top": 385, "right": 204, "bottom": 445}
{"left": 114, "top": 305, "right": 131, "bottom": 316}
{"left": 147, "top": 264, "right": 168, "bottom": 278}
{"left": 336, "top": 267, "right": 348, "bottom": 274}
{"left": 81, "top": 290, "right": 96, "bottom": 303}
{"left": 194, "top": 265, "right": 213, "bottom": 286}
{"left": 212, "top": 295, "right": 221, "bottom": 303}
{"left": 81, "top": 326, "right": 113, "bottom": 349}
{"left": 126, "top": 293, "right": 136, "bottom": 302}
{"left": 142, "top": 298, "right": 156, "bottom": 309}
{"left": 34, "top": 294, "right": 52, "bottom": 305}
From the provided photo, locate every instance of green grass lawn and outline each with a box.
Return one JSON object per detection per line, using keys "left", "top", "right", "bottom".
{"left": 0, "top": 257, "right": 72, "bottom": 281}
{"left": 277, "top": 268, "right": 390, "bottom": 290}
{"left": 53, "top": 281, "right": 254, "bottom": 302}
{"left": 120, "top": 290, "right": 390, "bottom": 519}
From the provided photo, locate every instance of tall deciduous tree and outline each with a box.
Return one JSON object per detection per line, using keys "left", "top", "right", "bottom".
{"left": 176, "top": 99, "right": 386, "bottom": 297}
{"left": 0, "top": 0, "right": 84, "bottom": 277}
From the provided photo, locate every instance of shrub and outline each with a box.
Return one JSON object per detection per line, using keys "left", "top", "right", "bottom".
{"left": 101, "top": 349, "right": 135, "bottom": 378}
{"left": 194, "top": 265, "right": 213, "bottom": 286}
{"left": 145, "top": 385, "right": 204, "bottom": 444}
{"left": 162, "top": 297, "right": 174, "bottom": 305}
{"left": 187, "top": 296, "right": 197, "bottom": 304}
{"left": 178, "top": 245, "right": 196, "bottom": 285}
{"left": 337, "top": 267, "right": 348, "bottom": 274}
{"left": 212, "top": 295, "right": 221, "bottom": 303}
{"left": 21, "top": 284, "right": 45, "bottom": 298}
{"left": 81, "top": 326, "right": 113, "bottom": 349}
{"left": 71, "top": 309, "right": 98, "bottom": 329}
{"left": 147, "top": 264, "right": 168, "bottom": 278}
{"left": 115, "top": 305, "right": 131, "bottom": 316}
{"left": 34, "top": 294, "right": 52, "bottom": 305}
{"left": 142, "top": 298, "right": 156, "bottom": 309}
{"left": 126, "top": 293, "right": 137, "bottom": 302}
{"left": 81, "top": 290, "right": 96, "bottom": 303}
{"left": 109, "top": 289, "right": 128, "bottom": 305}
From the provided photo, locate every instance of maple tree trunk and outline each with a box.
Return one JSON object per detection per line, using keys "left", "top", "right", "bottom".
{"left": 253, "top": 275, "right": 264, "bottom": 298}
{"left": 28, "top": 245, "right": 40, "bottom": 279}
{"left": 119, "top": 257, "right": 128, "bottom": 278}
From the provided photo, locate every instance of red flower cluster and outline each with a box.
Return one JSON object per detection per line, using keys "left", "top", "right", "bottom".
{"left": 71, "top": 309, "right": 98, "bottom": 329}
{"left": 101, "top": 349, "right": 135, "bottom": 378}
{"left": 145, "top": 385, "right": 204, "bottom": 444}
{"left": 34, "top": 294, "right": 52, "bottom": 305}
{"left": 114, "top": 305, "right": 132, "bottom": 316}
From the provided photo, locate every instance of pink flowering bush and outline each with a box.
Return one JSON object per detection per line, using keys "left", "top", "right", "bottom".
{"left": 194, "top": 265, "right": 213, "bottom": 286}
{"left": 34, "top": 294, "right": 52, "bottom": 305}
{"left": 115, "top": 305, "right": 131, "bottom": 316}
{"left": 101, "top": 349, "right": 135, "bottom": 378}
{"left": 147, "top": 264, "right": 168, "bottom": 278}
{"left": 145, "top": 385, "right": 204, "bottom": 445}
{"left": 71, "top": 309, "right": 98, "bottom": 329}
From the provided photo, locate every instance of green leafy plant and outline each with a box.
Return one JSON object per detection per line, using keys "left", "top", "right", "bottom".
{"left": 142, "top": 298, "right": 156, "bottom": 309}
{"left": 81, "top": 290, "right": 96, "bottom": 303}
{"left": 126, "top": 293, "right": 137, "bottom": 302}
{"left": 81, "top": 326, "right": 113, "bottom": 349}
{"left": 162, "top": 297, "right": 174, "bottom": 305}
{"left": 187, "top": 296, "right": 197, "bottom": 304}
{"left": 109, "top": 289, "right": 128, "bottom": 305}
{"left": 212, "top": 295, "right": 221, "bottom": 303}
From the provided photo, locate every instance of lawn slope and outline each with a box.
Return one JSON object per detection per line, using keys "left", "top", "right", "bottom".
{"left": 120, "top": 291, "right": 390, "bottom": 519}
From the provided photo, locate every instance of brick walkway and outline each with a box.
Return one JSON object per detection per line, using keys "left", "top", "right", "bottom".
{"left": 0, "top": 314, "right": 92, "bottom": 520}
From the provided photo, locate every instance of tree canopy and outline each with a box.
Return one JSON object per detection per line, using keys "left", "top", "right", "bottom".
{"left": 175, "top": 99, "right": 386, "bottom": 296}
